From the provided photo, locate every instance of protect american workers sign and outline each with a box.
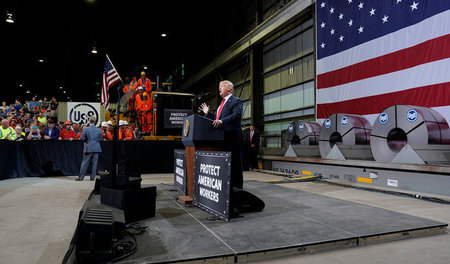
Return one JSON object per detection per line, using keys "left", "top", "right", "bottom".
{"left": 173, "top": 149, "right": 187, "bottom": 195}
{"left": 193, "top": 151, "right": 231, "bottom": 221}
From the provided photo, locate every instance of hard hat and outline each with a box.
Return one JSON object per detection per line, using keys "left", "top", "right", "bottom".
{"left": 132, "top": 77, "right": 137, "bottom": 80}
{"left": 101, "top": 121, "right": 108, "bottom": 127}
{"left": 123, "top": 120, "right": 128, "bottom": 125}
{"left": 107, "top": 120, "right": 113, "bottom": 125}
{"left": 141, "top": 71, "right": 146, "bottom": 76}
{"left": 119, "top": 120, "right": 125, "bottom": 126}
{"left": 137, "top": 86, "right": 144, "bottom": 90}
{"left": 64, "top": 121, "right": 72, "bottom": 125}
{"left": 142, "top": 92, "right": 148, "bottom": 96}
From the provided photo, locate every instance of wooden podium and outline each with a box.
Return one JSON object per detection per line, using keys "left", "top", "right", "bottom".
{"left": 179, "top": 114, "right": 224, "bottom": 203}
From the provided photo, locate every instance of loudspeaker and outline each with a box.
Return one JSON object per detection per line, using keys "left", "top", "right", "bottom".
{"left": 94, "top": 174, "right": 142, "bottom": 194}
{"left": 76, "top": 208, "right": 114, "bottom": 263}
{"left": 101, "top": 186, "right": 157, "bottom": 223}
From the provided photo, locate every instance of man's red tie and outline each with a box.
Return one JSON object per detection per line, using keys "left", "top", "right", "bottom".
{"left": 216, "top": 98, "right": 226, "bottom": 120}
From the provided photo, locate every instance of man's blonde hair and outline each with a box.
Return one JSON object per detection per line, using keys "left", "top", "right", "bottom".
{"left": 220, "top": 80, "right": 234, "bottom": 93}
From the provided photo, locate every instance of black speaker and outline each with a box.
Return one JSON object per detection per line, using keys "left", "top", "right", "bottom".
{"left": 101, "top": 186, "right": 157, "bottom": 223}
{"left": 76, "top": 208, "right": 114, "bottom": 263}
{"left": 94, "top": 174, "right": 142, "bottom": 194}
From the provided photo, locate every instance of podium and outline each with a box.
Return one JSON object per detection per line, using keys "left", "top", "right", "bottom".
{"left": 180, "top": 114, "right": 224, "bottom": 203}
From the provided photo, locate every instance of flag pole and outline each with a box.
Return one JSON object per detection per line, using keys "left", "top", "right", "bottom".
{"left": 106, "top": 54, "right": 124, "bottom": 186}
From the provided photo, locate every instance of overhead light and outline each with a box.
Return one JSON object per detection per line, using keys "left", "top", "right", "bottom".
{"left": 91, "top": 46, "right": 97, "bottom": 54}
{"left": 59, "top": 86, "right": 63, "bottom": 89}
{"left": 161, "top": 33, "right": 167, "bottom": 37}
{"left": 38, "top": 59, "right": 44, "bottom": 63}
{"left": 143, "top": 66, "right": 148, "bottom": 70}
{"left": 5, "top": 12, "right": 14, "bottom": 24}
{"left": 63, "top": 91, "right": 66, "bottom": 94}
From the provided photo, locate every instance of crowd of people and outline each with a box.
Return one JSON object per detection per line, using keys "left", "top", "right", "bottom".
{"left": 122, "top": 71, "right": 153, "bottom": 134}
{"left": 0, "top": 96, "right": 144, "bottom": 141}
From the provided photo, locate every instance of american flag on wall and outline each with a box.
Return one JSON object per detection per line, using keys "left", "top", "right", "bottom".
{"left": 101, "top": 55, "right": 122, "bottom": 109}
{"left": 316, "top": 0, "right": 450, "bottom": 124}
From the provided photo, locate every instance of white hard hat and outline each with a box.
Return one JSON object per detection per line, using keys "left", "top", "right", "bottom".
{"left": 119, "top": 120, "right": 125, "bottom": 126}
{"left": 107, "top": 120, "right": 113, "bottom": 125}
{"left": 123, "top": 120, "right": 128, "bottom": 125}
{"left": 137, "top": 86, "right": 144, "bottom": 90}
{"left": 101, "top": 121, "right": 108, "bottom": 127}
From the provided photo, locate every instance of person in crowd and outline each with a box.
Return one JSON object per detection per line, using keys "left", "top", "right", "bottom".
{"left": 100, "top": 121, "right": 112, "bottom": 140}
{"left": 37, "top": 112, "right": 47, "bottom": 125}
{"left": 49, "top": 97, "right": 58, "bottom": 116}
{"left": 0, "top": 119, "right": 17, "bottom": 140}
{"left": 27, "top": 125, "right": 41, "bottom": 140}
{"left": 138, "top": 92, "right": 153, "bottom": 134}
{"left": 39, "top": 124, "right": 46, "bottom": 138}
{"left": 0, "top": 101, "right": 7, "bottom": 112}
{"left": 199, "top": 80, "right": 244, "bottom": 190}
{"left": 9, "top": 118, "right": 19, "bottom": 130}
{"left": 41, "top": 97, "right": 49, "bottom": 112}
{"left": 245, "top": 125, "right": 260, "bottom": 170}
{"left": 77, "top": 116, "right": 102, "bottom": 181}
{"left": 0, "top": 109, "right": 5, "bottom": 118}
{"left": 13, "top": 99, "right": 23, "bottom": 112}
{"left": 22, "top": 104, "right": 30, "bottom": 115}
{"left": 136, "top": 71, "right": 152, "bottom": 92}
{"left": 118, "top": 120, "right": 134, "bottom": 140}
{"left": 123, "top": 77, "right": 138, "bottom": 112}
{"left": 133, "top": 127, "right": 143, "bottom": 139}
{"left": 23, "top": 122, "right": 31, "bottom": 137}
{"left": 7, "top": 104, "right": 15, "bottom": 113}
{"left": 14, "top": 126, "right": 26, "bottom": 141}
{"left": 59, "top": 121, "right": 76, "bottom": 140}
{"left": 43, "top": 119, "right": 60, "bottom": 140}
{"left": 25, "top": 113, "right": 33, "bottom": 124}
{"left": 72, "top": 122, "right": 82, "bottom": 139}
{"left": 58, "top": 121, "right": 65, "bottom": 131}
{"left": 28, "top": 96, "right": 40, "bottom": 110}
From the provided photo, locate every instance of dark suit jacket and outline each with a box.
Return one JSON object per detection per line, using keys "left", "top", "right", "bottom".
{"left": 206, "top": 95, "right": 244, "bottom": 188}
{"left": 43, "top": 127, "right": 60, "bottom": 140}
{"left": 247, "top": 130, "right": 260, "bottom": 151}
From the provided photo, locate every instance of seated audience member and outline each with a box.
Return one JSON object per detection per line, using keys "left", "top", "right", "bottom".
{"left": 43, "top": 119, "right": 60, "bottom": 140}
{"left": 73, "top": 122, "right": 82, "bottom": 139}
{"left": 9, "top": 118, "right": 18, "bottom": 130}
{"left": 134, "top": 127, "right": 143, "bottom": 139}
{"left": 14, "top": 126, "right": 26, "bottom": 141}
{"left": 0, "top": 119, "right": 17, "bottom": 141}
{"left": 49, "top": 97, "right": 58, "bottom": 116}
{"left": 27, "top": 125, "right": 42, "bottom": 140}
{"left": 29, "top": 96, "right": 40, "bottom": 110}
{"left": 41, "top": 97, "right": 49, "bottom": 111}
{"left": 0, "top": 109, "right": 5, "bottom": 118}
{"left": 13, "top": 99, "right": 23, "bottom": 112}
{"left": 37, "top": 112, "right": 47, "bottom": 125}
{"left": 59, "top": 121, "right": 76, "bottom": 140}
{"left": 0, "top": 101, "right": 7, "bottom": 112}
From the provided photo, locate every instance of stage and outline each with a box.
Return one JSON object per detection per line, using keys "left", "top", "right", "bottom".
{"left": 77, "top": 179, "right": 447, "bottom": 263}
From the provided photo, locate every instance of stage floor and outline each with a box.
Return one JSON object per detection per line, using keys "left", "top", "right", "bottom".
{"left": 111, "top": 181, "right": 447, "bottom": 263}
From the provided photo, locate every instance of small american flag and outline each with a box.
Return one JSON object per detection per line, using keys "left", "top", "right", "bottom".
{"left": 316, "top": 0, "right": 450, "bottom": 124}
{"left": 101, "top": 55, "right": 122, "bottom": 109}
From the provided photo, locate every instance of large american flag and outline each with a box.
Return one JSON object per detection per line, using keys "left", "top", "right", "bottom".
{"left": 316, "top": 0, "right": 450, "bottom": 124}
{"left": 101, "top": 55, "right": 121, "bottom": 109}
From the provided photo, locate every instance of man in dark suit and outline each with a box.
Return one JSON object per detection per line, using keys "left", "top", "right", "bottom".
{"left": 76, "top": 116, "right": 102, "bottom": 181}
{"left": 199, "top": 80, "right": 244, "bottom": 189}
{"left": 246, "top": 125, "right": 260, "bottom": 170}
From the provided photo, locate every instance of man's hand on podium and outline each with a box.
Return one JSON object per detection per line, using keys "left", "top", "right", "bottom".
{"left": 199, "top": 103, "right": 209, "bottom": 115}
{"left": 213, "top": 120, "right": 223, "bottom": 128}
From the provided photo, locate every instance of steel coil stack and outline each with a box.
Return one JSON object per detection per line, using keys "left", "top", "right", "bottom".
{"left": 319, "top": 114, "right": 372, "bottom": 159}
{"left": 370, "top": 105, "right": 450, "bottom": 162}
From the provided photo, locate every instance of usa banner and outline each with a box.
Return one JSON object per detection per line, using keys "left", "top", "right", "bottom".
{"left": 316, "top": 0, "right": 450, "bottom": 124}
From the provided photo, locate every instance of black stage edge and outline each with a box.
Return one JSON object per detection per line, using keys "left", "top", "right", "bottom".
{"left": 64, "top": 181, "right": 447, "bottom": 264}
{"left": 0, "top": 140, "right": 183, "bottom": 180}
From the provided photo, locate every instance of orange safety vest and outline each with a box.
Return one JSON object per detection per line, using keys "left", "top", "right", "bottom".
{"left": 137, "top": 77, "right": 152, "bottom": 92}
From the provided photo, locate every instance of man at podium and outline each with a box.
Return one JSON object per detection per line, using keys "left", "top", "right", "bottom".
{"left": 199, "top": 80, "right": 244, "bottom": 189}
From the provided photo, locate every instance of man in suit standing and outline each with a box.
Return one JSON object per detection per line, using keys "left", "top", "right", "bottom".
{"left": 76, "top": 116, "right": 102, "bottom": 181}
{"left": 246, "top": 125, "right": 260, "bottom": 170}
{"left": 199, "top": 80, "right": 244, "bottom": 189}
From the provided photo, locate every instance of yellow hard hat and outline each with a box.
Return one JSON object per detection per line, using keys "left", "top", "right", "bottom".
{"left": 141, "top": 71, "right": 146, "bottom": 76}
{"left": 142, "top": 92, "right": 148, "bottom": 96}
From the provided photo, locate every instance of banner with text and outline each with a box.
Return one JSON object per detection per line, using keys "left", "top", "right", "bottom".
{"left": 173, "top": 149, "right": 187, "bottom": 195}
{"left": 164, "top": 109, "right": 193, "bottom": 128}
{"left": 193, "top": 151, "right": 231, "bottom": 221}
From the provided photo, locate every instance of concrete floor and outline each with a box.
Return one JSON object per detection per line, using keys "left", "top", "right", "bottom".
{"left": 0, "top": 172, "right": 448, "bottom": 264}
